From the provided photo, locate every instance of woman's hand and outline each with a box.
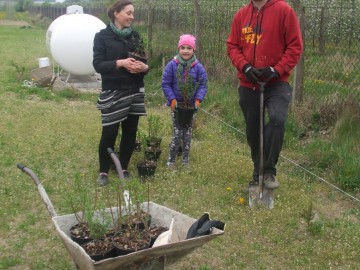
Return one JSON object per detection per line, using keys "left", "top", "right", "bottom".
{"left": 116, "top": 58, "right": 148, "bottom": 73}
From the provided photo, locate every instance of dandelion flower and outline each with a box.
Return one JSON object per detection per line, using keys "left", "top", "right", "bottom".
{"left": 239, "top": 197, "right": 245, "bottom": 205}
{"left": 226, "top": 187, "right": 232, "bottom": 191}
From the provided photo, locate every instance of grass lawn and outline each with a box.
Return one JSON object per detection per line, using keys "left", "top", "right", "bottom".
{"left": 0, "top": 24, "right": 359, "bottom": 270}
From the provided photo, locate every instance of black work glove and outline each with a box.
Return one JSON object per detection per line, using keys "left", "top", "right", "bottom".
{"left": 242, "top": 64, "right": 261, "bottom": 84}
{"left": 260, "top": 66, "right": 279, "bottom": 81}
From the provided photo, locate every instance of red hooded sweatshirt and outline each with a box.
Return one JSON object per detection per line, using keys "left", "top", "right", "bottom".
{"left": 226, "top": 0, "right": 303, "bottom": 89}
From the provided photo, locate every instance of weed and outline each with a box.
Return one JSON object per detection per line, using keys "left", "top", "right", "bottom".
{"left": 309, "top": 220, "right": 325, "bottom": 235}
{"left": 10, "top": 60, "right": 26, "bottom": 81}
{"left": 300, "top": 200, "right": 315, "bottom": 225}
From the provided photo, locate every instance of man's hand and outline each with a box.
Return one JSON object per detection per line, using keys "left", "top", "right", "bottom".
{"left": 242, "top": 64, "right": 261, "bottom": 84}
{"left": 260, "top": 66, "right": 279, "bottom": 81}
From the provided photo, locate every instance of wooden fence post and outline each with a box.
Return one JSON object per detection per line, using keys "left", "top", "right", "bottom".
{"left": 193, "top": 0, "right": 201, "bottom": 60}
{"left": 146, "top": 0, "right": 154, "bottom": 59}
{"left": 291, "top": 0, "right": 305, "bottom": 106}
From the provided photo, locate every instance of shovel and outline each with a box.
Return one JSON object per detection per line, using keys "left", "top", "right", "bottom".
{"left": 248, "top": 82, "right": 274, "bottom": 209}
{"left": 107, "top": 148, "right": 132, "bottom": 208}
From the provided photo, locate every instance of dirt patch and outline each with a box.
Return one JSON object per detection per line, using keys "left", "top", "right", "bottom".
{"left": 0, "top": 20, "right": 31, "bottom": 27}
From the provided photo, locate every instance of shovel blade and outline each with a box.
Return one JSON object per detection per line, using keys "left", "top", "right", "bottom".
{"left": 262, "top": 187, "right": 274, "bottom": 209}
{"left": 248, "top": 185, "right": 261, "bottom": 208}
{"left": 248, "top": 185, "right": 275, "bottom": 209}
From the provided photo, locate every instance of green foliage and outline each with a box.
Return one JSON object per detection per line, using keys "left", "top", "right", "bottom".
{"left": 300, "top": 200, "right": 315, "bottom": 225}
{"left": 147, "top": 113, "right": 162, "bottom": 139}
{"left": 9, "top": 60, "right": 26, "bottom": 81}
{"left": 0, "top": 257, "right": 22, "bottom": 269}
{"left": 309, "top": 220, "right": 325, "bottom": 236}
{"left": 87, "top": 208, "right": 112, "bottom": 240}
{"left": 62, "top": 173, "right": 95, "bottom": 224}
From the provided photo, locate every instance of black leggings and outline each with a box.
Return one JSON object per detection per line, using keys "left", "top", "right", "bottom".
{"left": 98, "top": 115, "right": 139, "bottom": 173}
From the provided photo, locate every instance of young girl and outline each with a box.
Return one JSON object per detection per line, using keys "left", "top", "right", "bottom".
{"left": 161, "top": 34, "right": 208, "bottom": 169}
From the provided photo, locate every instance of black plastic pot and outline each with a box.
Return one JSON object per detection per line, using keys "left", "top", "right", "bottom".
{"left": 82, "top": 239, "right": 116, "bottom": 262}
{"left": 112, "top": 231, "right": 151, "bottom": 256}
{"left": 175, "top": 106, "right": 196, "bottom": 126}
{"left": 70, "top": 223, "right": 93, "bottom": 245}
{"left": 134, "top": 140, "right": 142, "bottom": 152}
{"left": 144, "top": 147, "right": 162, "bottom": 161}
{"left": 137, "top": 161, "right": 156, "bottom": 177}
{"left": 128, "top": 52, "right": 148, "bottom": 63}
{"left": 146, "top": 137, "right": 162, "bottom": 148}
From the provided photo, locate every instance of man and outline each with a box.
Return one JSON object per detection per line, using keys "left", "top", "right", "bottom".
{"left": 226, "top": 0, "right": 303, "bottom": 189}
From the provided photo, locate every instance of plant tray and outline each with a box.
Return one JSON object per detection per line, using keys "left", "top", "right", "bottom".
{"left": 52, "top": 201, "right": 224, "bottom": 270}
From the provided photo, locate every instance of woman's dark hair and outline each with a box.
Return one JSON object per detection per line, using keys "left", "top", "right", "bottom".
{"left": 107, "top": 0, "right": 133, "bottom": 21}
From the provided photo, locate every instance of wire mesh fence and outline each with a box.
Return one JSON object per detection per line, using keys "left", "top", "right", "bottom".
{"left": 28, "top": 0, "right": 360, "bottom": 108}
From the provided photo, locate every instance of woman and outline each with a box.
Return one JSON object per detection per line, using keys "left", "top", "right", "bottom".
{"left": 93, "top": 0, "right": 149, "bottom": 186}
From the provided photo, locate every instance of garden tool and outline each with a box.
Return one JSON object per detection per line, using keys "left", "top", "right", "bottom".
{"left": 248, "top": 82, "right": 275, "bottom": 209}
{"left": 107, "top": 148, "right": 132, "bottom": 208}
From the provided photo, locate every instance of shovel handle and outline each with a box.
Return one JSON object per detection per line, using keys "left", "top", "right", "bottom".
{"left": 17, "top": 163, "right": 57, "bottom": 218}
{"left": 258, "top": 82, "right": 265, "bottom": 196}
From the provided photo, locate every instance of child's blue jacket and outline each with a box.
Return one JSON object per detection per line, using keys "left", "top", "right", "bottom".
{"left": 161, "top": 58, "right": 208, "bottom": 106}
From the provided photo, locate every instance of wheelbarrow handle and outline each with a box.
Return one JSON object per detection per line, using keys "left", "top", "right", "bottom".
{"left": 16, "top": 163, "right": 57, "bottom": 218}
{"left": 107, "top": 148, "right": 125, "bottom": 179}
{"left": 106, "top": 148, "right": 132, "bottom": 209}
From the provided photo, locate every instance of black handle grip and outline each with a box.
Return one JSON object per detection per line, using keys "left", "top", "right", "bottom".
{"left": 16, "top": 163, "right": 26, "bottom": 171}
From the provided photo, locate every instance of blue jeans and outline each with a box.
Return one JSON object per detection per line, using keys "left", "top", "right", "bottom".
{"left": 238, "top": 82, "right": 292, "bottom": 180}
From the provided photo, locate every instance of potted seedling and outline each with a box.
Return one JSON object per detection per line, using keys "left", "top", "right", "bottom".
{"left": 81, "top": 207, "right": 116, "bottom": 261}
{"left": 134, "top": 130, "right": 143, "bottom": 152}
{"left": 65, "top": 176, "right": 94, "bottom": 245}
{"left": 112, "top": 178, "right": 152, "bottom": 256}
{"left": 175, "top": 76, "right": 201, "bottom": 125}
{"left": 145, "top": 113, "right": 162, "bottom": 148}
{"left": 128, "top": 35, "right": 148, "bottom": 64}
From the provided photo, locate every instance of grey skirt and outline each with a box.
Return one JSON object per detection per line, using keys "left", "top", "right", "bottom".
{"left": 97, "top": 87, "right": 146, "bottom": 126}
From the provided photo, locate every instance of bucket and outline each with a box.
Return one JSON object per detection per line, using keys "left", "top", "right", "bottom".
{"left": 38, "top": 57, "right": 50, "bottom": 68}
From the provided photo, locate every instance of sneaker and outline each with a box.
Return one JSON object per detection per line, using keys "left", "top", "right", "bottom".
{"left": 264, "top": 174, "right": 280, "bottom": 189}
{"left": 248, "top": 179, "right": 259, "bottom": 186}
{"left": 97, "top": 173, "right": 108, "bottom": 186}
{"left": 182, "top": 163, "right": 191, "bottom": 172}
{"left": 122, "top": 170, "right": 131, "bottom": 179}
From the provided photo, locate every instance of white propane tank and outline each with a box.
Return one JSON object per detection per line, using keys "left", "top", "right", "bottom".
{"left": 46, "top": 11, "right": 106, "bottom": 75}
{"left": 66, "top": 5, "right": 83, "bottom": 14}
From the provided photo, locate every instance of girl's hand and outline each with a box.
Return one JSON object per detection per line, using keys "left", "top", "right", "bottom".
{"left": 170, "top": 99, "right": 177, "bottom": 111}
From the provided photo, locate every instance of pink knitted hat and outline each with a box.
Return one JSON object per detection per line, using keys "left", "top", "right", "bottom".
{"left": 178, "top": 34, "right": 196, "bottom": 50}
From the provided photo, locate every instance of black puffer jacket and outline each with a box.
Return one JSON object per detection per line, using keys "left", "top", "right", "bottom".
{"left": 93, "top": 24, "right": 145, "bottom": 90}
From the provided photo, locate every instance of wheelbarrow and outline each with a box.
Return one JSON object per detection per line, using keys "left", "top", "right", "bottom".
{"left": 17, "top": 163, "right": 224, "bottom": 270}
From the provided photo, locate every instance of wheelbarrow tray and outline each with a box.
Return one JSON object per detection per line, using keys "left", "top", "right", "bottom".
{"left": 53, "top": 201, "right": 224, "bottom": 270}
